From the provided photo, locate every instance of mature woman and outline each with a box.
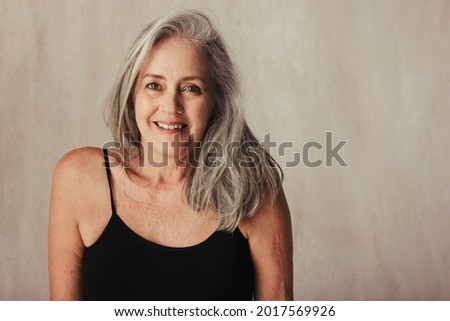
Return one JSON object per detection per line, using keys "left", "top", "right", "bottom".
{"left": 49, "top": 10, "right": 293, "bottom": 300}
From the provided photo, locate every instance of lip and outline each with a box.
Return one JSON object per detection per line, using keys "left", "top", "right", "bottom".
{"left": 153, "top": 121, "right": 187, "bottom": 135}
{"left": 154, "top": 121, "right": 186, "bottom": 126}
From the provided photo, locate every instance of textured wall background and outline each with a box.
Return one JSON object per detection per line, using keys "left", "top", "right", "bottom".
{"left": 1, "top": 0, "right": 449, "bottom": 300}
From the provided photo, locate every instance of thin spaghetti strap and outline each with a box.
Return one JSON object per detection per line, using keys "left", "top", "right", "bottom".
{"left": 102, "top": 148, "right": 116, "bottom": 214}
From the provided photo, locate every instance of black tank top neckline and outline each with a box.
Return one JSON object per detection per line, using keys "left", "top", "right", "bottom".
{"left": 89, "top": 207, "right": 229, "bottom": 252}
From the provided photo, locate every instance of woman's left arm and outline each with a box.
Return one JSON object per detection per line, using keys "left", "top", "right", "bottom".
{"left": 242, "top": 188, "right": 293, "bottom": 300}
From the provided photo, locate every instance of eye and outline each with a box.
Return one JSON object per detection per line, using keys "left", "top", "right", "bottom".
{"left": 184, "top": 84, "right": 202, "bottom": 94}
{"left": 146, "top": 82, "right": 161, "bottom": 90}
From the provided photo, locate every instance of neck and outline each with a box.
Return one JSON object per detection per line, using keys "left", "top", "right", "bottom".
{"left": 125, "top": 145, "right": 194, "bottom": 189}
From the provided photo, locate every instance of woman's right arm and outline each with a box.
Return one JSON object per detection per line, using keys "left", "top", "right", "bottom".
{"left": 48, "top": 152, "right": 86, "bottom": 300}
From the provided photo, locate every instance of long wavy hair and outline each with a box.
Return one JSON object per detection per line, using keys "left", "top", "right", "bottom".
{"left": 104, "top": 10, "right": 283, "bottom": 231}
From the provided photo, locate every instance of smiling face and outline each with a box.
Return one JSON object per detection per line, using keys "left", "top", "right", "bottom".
{"left": 133, "top": 37, "right": 215, "bottom": 161}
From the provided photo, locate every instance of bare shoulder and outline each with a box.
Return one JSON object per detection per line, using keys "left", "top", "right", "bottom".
{"left": 51, "top": 147, "right": 107, "bottom": 222}
{"left": 239, "top": 188, "right": 291, "bottom": 239}
{"left": 53, "top": 147, "right": 105, "bottom": 180}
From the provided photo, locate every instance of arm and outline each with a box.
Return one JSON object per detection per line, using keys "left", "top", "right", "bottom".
{"left": 48, "top": 153, "right": 86, "bottom": 300}
{"left": 243, "top": 188, "right": 293, "bottom": 300}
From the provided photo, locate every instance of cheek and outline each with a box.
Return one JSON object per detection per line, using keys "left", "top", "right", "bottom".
{"left": 134, "top": 107, "right": 148, "bottom": 131}
{"left": 192, "top": 105, "right": 214, "bottom": 137}
{"left": 135, "top": 96, "right": 156, "bottom": 120}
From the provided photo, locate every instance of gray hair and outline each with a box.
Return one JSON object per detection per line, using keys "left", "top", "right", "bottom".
{"left": 104, "top": 10, "right": 283, "bottom": 231}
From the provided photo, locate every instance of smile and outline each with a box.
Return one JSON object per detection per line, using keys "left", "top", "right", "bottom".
{"left": 154, "top": 121, "right": 186, "bottom": 130}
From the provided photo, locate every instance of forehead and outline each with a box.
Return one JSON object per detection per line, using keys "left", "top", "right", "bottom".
{"left": 139, "top": 37, "right": 210, "bottom": 78}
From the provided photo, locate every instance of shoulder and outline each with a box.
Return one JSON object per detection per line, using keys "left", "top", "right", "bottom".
{"left": 50, "top": 147, "right": 112, "bottom": 231}
{"left": 51, "top": 147, "right": 107, "bottom": 207}
{"left": 54, "top": 147, "right": 105, "bottom": 177}
{"left": 239, "top": 188, "right": 291, "bottom": 239}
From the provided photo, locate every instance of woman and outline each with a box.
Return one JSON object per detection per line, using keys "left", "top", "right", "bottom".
{"left": 48, "top": 10, "right": 293, "bottom": 300}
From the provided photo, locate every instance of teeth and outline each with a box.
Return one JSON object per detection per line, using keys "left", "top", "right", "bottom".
{"left": 156, "top": 122, "right": 185, "bottom": 130}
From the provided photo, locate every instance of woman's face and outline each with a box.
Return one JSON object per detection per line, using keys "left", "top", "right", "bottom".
{"left": 133, "top": 37, "right": 215, "bottom": 161}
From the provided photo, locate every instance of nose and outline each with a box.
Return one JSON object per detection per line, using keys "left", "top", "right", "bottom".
{"left": 160, "top": 88, "right": 183, "bottom": 115}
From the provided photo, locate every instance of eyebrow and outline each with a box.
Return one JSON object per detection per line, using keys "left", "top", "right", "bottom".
{"left": 143, "top": 73, "right": 206, "bottom": 83}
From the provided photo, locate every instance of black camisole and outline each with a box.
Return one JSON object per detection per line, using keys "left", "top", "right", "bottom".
{"left": 82, "top": 150, "right": 254, "bottom": 300}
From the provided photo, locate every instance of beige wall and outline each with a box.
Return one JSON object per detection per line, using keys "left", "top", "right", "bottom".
{"left": 1, "top": 0, "right": 449, "bottom": 300}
